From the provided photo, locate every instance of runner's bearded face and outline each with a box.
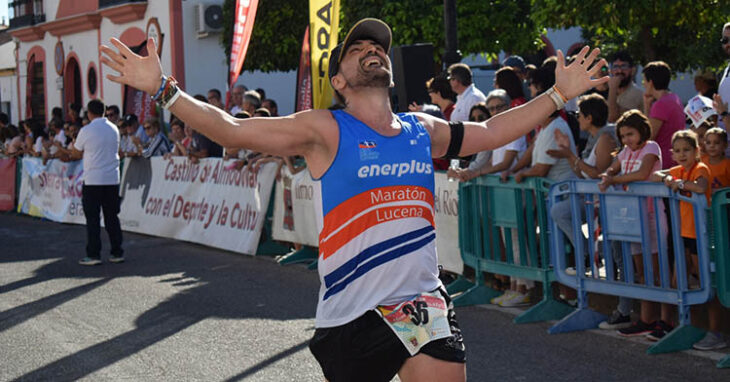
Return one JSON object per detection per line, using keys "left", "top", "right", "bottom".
{"left": 340, "top": 40, "right": 392, "bottom": 89}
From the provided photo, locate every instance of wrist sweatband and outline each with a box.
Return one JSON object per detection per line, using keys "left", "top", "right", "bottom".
{"left": 443, "top": 121, "right": 464, "bottom": 159}
{"left": 163, "top": 86, "right": 182, "bottom": 110}
{"left": 553, "top": 85, "right": 568, "bottom": 103}
{"left": 546, "top": 86, "right": 566, "bottom": 110}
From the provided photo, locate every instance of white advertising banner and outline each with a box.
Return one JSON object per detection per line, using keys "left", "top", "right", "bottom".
{"left": 433, "top": 172, "right": 463, "bottom": 275}
{"left": 272, "top": 167, "right": 320, "bottom": 247}
{"left": 118, "top": 157, "right": 277, "bottom": 255}
{"left": 17, "top": 157, "right": 87, "bottom": 224}
{"left": 271, "top": 170, "right": 464, "bottom": 274}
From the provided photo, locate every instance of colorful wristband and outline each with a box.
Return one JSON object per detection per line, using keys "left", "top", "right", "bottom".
{"left": 157, "top": 77, "right": 180, "bottom": 109}
{"left": 151, "top": 75, "right": 168, "bottom": 100}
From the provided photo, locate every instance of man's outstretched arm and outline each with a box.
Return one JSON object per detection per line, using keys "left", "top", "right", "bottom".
{"left": 100, "top": 38, "right": 326, "bottom": 159}
{"left": 426, "top": 47, "right": 609, "bottom": 158}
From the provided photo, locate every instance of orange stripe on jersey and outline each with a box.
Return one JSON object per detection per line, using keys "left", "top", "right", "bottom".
{"left": 320, "top": 205, "right": 434, "bottom": 260}
{"left": 320, "top": 185, "right": 434, "bottom": 239}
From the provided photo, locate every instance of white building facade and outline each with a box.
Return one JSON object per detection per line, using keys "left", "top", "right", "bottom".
{"left": 0, "top": 29, "right": 16, "bottom": 122}
{"left": 7, "top": 0, "right": 240, "bottom": 124}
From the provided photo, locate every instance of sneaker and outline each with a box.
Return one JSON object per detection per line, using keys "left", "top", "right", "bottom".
{"left": 617, "top": 320, "right": 655, "bottom": 337}
{"left": 599, "top": 310, "right": 632, "bottom": 330}
{"left": 79, "top": 257, "right": 102, "bottom": 266}
{"left": 565, "top": 267, "right": 591, "bottom": 277}
{"left": 109, "top": 255, "right": 125, "bottom": 263}
{"left": 558, "top": 294, "right": 578, "bottom": 307}
{"left": 499, "top": 292, "right": 530, "bottom": 307}
{"left": 490, "top": 290, "right": 515, "bottom": 305}
{"left": 693, "top": 332, "right": 727, "bottom": 351}
{"left": 646, "top": 320, "right": 674, "bottom": 342}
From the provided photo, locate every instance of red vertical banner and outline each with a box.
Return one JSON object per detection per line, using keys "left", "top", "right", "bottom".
{"left": 229, "top": 0, "right": 260, "bottom": 87}
{"left": 0, "top": 158, "right": 16, "bottom": 211}
{"left": 123, "top": 42, "right": 157, "bottom": 124}
{"left": 295, "top": 26, "right": 313, "bottom": 112}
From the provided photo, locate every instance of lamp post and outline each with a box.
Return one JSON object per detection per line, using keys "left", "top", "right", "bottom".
{"left": 443, "top": 0, "right": 461, "bottom": 68}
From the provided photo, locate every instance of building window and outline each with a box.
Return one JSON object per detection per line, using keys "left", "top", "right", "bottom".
{"left": 27, "top": 54, "right": 45, "bottom": 123}
{"left": 64, "top": 57, "right": 82, "bottom": 118}
{"left": 9, "top": 0, "right": 45, "bottom": 29}
{"left": 88, "top": 66, "right": 97, "bottom": 96}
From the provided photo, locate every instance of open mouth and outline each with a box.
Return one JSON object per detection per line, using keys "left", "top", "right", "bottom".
{"left": 361, "top": 55, "right": 384, "bottom": 69}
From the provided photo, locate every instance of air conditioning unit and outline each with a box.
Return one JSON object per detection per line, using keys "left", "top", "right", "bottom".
{"left": 194, "top": 3, "right": 224, "bottom": 38}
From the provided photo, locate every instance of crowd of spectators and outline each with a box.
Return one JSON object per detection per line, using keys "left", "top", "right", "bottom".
{"left": 405, "top": 22, "right": 730, "bottom": 350}
{"left": 0, "top": 85, "right": 281, "bottom": 171}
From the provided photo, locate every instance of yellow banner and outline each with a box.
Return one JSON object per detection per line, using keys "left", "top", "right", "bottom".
{"left": 309, "top": 0, "right": 340, "bottom": 109}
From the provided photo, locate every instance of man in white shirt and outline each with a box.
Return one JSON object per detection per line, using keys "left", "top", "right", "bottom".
{"left": 229, "top": 85, "right": 247, "bottom": 115}
{"left": 447, "top": 63, "right": 486, "bottom": 122}
{"left": 70, "top": 99, "right": 124, "bottom": 265}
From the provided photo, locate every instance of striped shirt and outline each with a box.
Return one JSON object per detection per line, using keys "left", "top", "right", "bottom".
{"left": 142, "top": 133, "right": 171, "bottom": 158}
{"left": 314, "top": 110, "right": 440, "bottom": 328}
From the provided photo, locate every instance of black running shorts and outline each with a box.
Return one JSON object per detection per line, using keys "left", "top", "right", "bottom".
{"left": 308, "top": 287, "right": 466, "bottom": 382}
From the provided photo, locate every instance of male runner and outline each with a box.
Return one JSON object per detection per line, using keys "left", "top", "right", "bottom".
{"left": 101, "top": 18, "right": 607, "bottom": 382}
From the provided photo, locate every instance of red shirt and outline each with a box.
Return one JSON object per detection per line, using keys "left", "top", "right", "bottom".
{"left": 510, "top": 97, "right": 527, "bottom": 108}
{"left": 443, "top": 103, "right": 455, "bottom": 121}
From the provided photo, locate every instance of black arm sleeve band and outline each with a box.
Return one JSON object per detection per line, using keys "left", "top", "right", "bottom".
{"left": 443, "top": 121, "right": 464, "bottom": 159}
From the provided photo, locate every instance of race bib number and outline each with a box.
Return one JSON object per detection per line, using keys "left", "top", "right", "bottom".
{"left": 376, "top": 290, "right": 452, "bottom": 355}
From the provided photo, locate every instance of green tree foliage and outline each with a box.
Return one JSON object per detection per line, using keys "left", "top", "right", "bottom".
{"left": 221, "top": 0, "right": 729, "bottom": 74}
{"left": 221, "top": 0, "right": 541, "bottom": 73}
{"left": 221, "top": 0, "right": 308, "bottom": 73}
{"left": 531, "top": 0, "right": 730, "bottom": 72}
{"left": 340, "top": 0, "right": 542, "bottom": 67}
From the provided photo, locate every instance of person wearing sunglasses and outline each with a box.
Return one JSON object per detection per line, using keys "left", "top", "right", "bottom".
{"left": 132, "top": 118, "right": 171, "bottom": 158}
{"left": 104, "top": 105, "right": 120, "bottom": 124}
{"left": 447, "top": 63, "right": 487, "bottom": 122}
{"left": 448, "top": 90, "right": 522, "bottom": 183}
{"left": 607, "top": 51, "right": 644, "bottom": 123}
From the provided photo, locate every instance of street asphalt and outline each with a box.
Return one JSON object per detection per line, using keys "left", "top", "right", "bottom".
{"left": 1, "top": 213, "right": 729, "bottom": 381}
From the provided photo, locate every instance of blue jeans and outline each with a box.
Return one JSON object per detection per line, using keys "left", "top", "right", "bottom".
{"left": 551, "top": 196, "right": 632, "bottom": 315}
{"left": 550, "top": 196, "right": 587, "bottom": 252}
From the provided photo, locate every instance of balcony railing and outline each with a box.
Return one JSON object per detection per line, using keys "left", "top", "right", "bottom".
{"left": 8, "top": 0, "right": 44, "bottom": 30}
{"left": 99, "top": 0, "right": 146, "bottom": 9}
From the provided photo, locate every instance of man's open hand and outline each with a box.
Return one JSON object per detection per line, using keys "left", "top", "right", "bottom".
{"left": 555, "top": 46, "right": 609, "bottom": 100}
{"left": 100, "top": 38, "right": 164, "bottom": 95}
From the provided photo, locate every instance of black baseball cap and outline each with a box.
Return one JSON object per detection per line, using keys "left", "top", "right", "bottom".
{"left": 121, "top": 113, "right": 138, "bottom": 127}
{"left": 328, "top": 18, "right": 392, "bottom": 83}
